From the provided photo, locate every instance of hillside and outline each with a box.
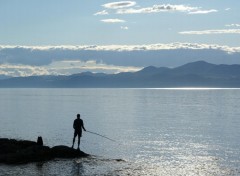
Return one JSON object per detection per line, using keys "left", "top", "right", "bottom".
{"left": 0, "top": 61, "right": 240, "bottom": 88}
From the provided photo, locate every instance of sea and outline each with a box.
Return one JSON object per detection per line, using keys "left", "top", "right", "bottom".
{"left": 0, "top": 88, "right": 239, "bottom": 176}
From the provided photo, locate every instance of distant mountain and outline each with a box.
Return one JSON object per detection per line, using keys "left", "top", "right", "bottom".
{"left": 135, "top": 66, "right": 170, "bottom": 76}
{"left": 172, "top": 61, "right": 240, "bottom": 78}
{"left": 1, "top": 61, "right": 240, "bottom": 88}
{"left": 0, "top": 75, "right": 12, "bottom": 80}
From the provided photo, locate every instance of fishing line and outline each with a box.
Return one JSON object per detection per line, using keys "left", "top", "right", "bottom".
{"left": 86, "top": 130, "right": 117, "bottom": 142}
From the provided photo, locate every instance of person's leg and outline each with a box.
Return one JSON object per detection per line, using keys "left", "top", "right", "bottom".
{"left": 72, "top": 132, "right": 77, "bottom": 148}
{"left": 77, "top": 135, "right": 80, "bottom": 149}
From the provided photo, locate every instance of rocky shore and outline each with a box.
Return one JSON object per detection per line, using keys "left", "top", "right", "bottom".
{"left": 0, "top": 138, "right": 89, "bottom": 164}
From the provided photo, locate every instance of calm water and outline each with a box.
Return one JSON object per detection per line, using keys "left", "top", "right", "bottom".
{"left": 0, "top": 88, "right": 240, "bottom": 176}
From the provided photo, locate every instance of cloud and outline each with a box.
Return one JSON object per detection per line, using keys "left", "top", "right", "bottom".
{"left": 0, "top": 64, "right": 50, "bottom": 77}
{"left": 121, "top": 26, "right": 129, "bottom": 30}
{"left": 94, "top": 10, "right": 109, "bottom": 16}
{"left": 1, "top": 43, "right": 240, "bottom": 53}
{"left": 101, "top": 18, "right": 125, "bottom": 23}
{"left": 117, "top": 4, "right": 196, "bottom": 14}
{"left": 225, "top": 8, "right": 231, "bottom": 11}
{"left": 103, "top": 1, "right": 136, "bottom": 9}
{"left": 1, "top": 43, "right": 240, "bottom": 77}
{"left": 188, "top": 9, "right": 217, "bottom": 14}
{"left": 179, "top": 29, "right": 240, "bottom": 35}
{"left": 52, "top": 60, "right": 141, "bottom": 73}
{"left": 225, "top": 24, "right": 240, "bottom": 27}
{"left": 116, "top": 4, "right": 217, "bottom": 15}
{"left": 0, "top": 61, "right": 142, "bottom": 77}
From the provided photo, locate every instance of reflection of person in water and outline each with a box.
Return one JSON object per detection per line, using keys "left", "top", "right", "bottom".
{"left": 72, "top": 114, "right": 86, "bottom": 149}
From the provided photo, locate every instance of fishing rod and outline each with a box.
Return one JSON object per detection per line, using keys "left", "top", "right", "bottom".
{"left": 86, "top": 130, "right": 116, "bottom": 142}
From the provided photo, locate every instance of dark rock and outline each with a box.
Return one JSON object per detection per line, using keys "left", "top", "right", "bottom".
{"left": 37, "top": 136, "right": 43, "bottom": 146}
{"left": 0, "top": 138, "right": 89, "bottom": 164}
{"left": 0, "top": 138, "right": 37, "bottom": 154}
{"left": 51, "top": 145, "right": 89, "bottom": 158}
{"left": 1, "top": 145, "right": 52, "bottom": 164}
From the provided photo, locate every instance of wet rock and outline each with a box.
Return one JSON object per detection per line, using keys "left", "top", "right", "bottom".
{"left": 0, "top": 138, "right": 89, "bottom": 164}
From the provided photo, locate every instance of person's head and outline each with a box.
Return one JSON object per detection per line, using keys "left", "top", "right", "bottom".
{"left": 77, "top": 114, "right": 80, "bottom": 119}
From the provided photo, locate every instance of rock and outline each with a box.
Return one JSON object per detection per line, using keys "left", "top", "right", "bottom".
{"left": 1, "top": 145, "right": 52, "bottom": 164}
{"left": 51, "top": 145, "right": 88, "bottom": 158}
{"left": 37, "top": 136, "right": 43, "bottom": 146}
{"left": 0, "top": 138, "right": 37, "bottom": 154}
{"left": 0, "top": 138, "right": 89, "bottom": 164}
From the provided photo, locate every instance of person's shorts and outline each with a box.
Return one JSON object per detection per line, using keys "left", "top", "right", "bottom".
{"left": 74, "top": 130, "right": 82, "bottom": 137}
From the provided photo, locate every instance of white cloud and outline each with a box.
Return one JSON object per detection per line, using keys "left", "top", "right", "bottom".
{"left": 225, "top": 24, "right": 240, "bottom": 27}
{"left": 117, "top": 4, "right": 195, "bottom": 14}
{"left": 1, "top": 43, "right": 240, "bottom": 77}
{"left": 94, "top": 10, "right": 109, "bottom": 16}
{"left": 121, "top": 26, "right": 129, "bottom": 30}
{"left": 0, "top": 61, "right": 142, "bottom": 77}
{"left": 225, "top": 8, "right": 231, "bottom": 11}
{"left": 179, "top": 29, "right": 240, "bottom": 35}
{"left": 103, "top": 1, "right": 136, "bottom": 9}
{"left": 48, "top": 60, "right": 141, "bottom": 74}
{"left": 101, "top": 18, "right": 125, "bottom": 23}
{"left": 0, "top": 64, "right": 50, "bottom": 77}
{"left": 188, "top": 9, "right": 217, "bottom": 14}
{"left": 1, "top": 43, "right": 240, "bottom": 53}
{"left": 56, "top": 60, "right": 141, "bottom": 73}
{"left": 116, "top": 4, "right": 217, "bottom": 15}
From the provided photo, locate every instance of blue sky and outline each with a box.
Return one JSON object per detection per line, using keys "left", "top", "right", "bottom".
{"left": 0, "top": 1, "right": 240, "bottom": 76}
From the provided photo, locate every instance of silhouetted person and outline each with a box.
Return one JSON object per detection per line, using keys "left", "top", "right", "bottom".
{"left": 72, "top": 114, "right": 86, "bottom": 150}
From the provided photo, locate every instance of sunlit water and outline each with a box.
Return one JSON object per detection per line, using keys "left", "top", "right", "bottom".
{"left": 0, "top": 88, "right": 240, "bottom": 176}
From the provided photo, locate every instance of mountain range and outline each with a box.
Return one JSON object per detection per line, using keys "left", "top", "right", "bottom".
{"left": 1, "top": 61, "right": 240, "bottom": 88}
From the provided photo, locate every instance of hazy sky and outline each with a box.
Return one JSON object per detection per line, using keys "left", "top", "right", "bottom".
{"left": 0, "top": 1, "right": 240, "bottom": 76}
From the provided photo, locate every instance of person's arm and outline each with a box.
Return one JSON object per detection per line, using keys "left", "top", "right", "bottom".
{"left": 82, "top": 121, "right": 86, "bottom": 131}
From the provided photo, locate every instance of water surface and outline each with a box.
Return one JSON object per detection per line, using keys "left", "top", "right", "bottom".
{"left": 0, "top": 88, "right": 239, "bottom": 175}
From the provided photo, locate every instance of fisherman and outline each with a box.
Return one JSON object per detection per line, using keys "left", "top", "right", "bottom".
{"left": 72, "top": 114, "right": 86, "bottom": 149}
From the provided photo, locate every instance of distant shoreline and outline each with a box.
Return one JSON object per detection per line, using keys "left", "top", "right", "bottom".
{"left": 1, "top": 87, "right": 240, "bottom": 89}
{"left": 1, "top": 61, "right": 240, "bottom": 88}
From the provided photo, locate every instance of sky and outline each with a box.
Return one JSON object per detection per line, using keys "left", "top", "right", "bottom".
{"left": 0, "top": 0, "right": 240, "bottom": 77}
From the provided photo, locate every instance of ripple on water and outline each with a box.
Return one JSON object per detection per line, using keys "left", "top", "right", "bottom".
{"left": 0, "top": 155, "right": 239, "bottom": 176}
